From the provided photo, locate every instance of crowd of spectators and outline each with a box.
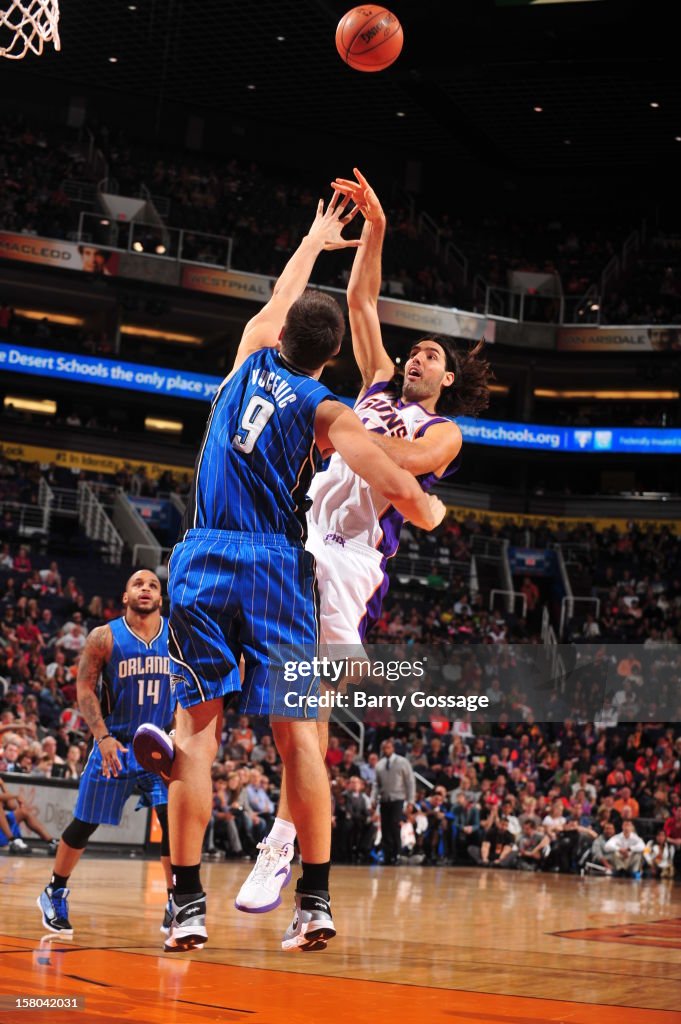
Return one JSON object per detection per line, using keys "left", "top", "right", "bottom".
{"left": 0, "top": 479, "right": 679, "bottom": 878}
{"left": 7, "top": 115, "right": 676, "bottom": 321}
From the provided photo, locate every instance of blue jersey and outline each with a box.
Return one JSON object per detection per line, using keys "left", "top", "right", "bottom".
{"left": 184, "top": 349, "right": 336, "bottom": 544}
{"left": 100, "top": 615, "right": 172, "bottom": 740}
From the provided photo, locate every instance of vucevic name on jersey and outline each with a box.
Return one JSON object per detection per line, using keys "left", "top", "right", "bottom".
{"left": 184, "top": 349, "right": 337, "bottom": 543}
{"left": 100, "top": 616, "right": 173, "bottom": 739}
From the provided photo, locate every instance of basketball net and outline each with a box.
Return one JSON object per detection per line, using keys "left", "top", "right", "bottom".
{"left": 0, "top": 0, "right": 60, "bottom": 59}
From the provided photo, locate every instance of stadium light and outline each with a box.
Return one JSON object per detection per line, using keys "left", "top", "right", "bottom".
{"left": 535, "top": 389, "right": 679, "bottom": 400}
{"left": 145, "top": 417, "right": 183, "bottom": 434}
{"left": 4, "top": 396, "right": 57, "bottom": 415}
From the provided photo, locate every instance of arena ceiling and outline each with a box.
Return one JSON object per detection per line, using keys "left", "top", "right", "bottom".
{"left": 1, "top": 0, "right": 678, "bottom": 175}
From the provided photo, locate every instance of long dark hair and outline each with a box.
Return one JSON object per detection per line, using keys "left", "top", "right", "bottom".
{"left": 389, "top": 335, "right": 494, "bottom": 417}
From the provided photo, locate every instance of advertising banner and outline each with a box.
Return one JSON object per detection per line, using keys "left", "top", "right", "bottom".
{"left": 2, "top": 343, "right": 680, "bottom": 455}
{"left": 456, "top": 417, "right": 681, "bottom": 455}
{"left": 0, "top": 343, "right": 219, "bottom": 401}
{"left": 0, "top": 233, "right": 119, "bottom": 276}
{"left": 0, "top": 439, "right": 192, "bottom": 478}
{"left": 556, "top": 326, "right": 681, "bottom": 352}
{"left": 0, "top": 773, "right": 148, "bottom": 846}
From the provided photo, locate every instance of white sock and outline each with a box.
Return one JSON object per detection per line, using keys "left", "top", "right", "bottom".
{"left": 267, "top": 817, "right": 296, "bottom": 848}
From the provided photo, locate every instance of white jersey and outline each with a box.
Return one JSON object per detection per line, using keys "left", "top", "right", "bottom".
{"left": 307, "top": 380, "right": 458, "bottom": 557}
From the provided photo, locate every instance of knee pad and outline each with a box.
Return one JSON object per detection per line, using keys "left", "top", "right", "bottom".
{"left": 62, "top": 817, "right": 99, "bottom": 850}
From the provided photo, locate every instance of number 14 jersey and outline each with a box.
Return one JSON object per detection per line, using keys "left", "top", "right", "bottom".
{"left": 100, "top": 615, "right": 173, "bottom": 739}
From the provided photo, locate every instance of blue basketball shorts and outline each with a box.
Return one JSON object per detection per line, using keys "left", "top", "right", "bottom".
{"left": 0, "top": 810, "right": 21, "bottom": 846}
{"left": 73, "top": 741, "right": 168, "bottom": 826}
{"left": 167, "top": 529, "right": 320, "bottom": 718}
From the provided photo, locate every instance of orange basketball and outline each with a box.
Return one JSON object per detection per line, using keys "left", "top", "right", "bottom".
{"left": 335, "top": 6, "right": 403, "bottom": 73}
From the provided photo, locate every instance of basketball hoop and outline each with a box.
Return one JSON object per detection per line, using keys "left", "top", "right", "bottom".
{"left": 0, "top": 0, "right": 60, "bottom": 60}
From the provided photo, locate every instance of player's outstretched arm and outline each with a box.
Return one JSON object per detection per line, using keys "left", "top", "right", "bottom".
{"left": 333, "top": 168, "right": 394, "bottom": 390}
{"left": 314, "top": 402, "right": 446, "bottom": 532}
{"left": 230, "top": 193, "right": 360, "bottom": 376}
{"left": 369, "top": 420, "right": 463, "bottom": 478}
{"left": 76, "top": 625, "right": 126, "bottom": 778}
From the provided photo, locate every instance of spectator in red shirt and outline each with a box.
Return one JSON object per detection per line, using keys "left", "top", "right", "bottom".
{"left": 325, "top": 735, "right": 344, "bottom": 769}
{"left": 12, "top": 546, "right": 31, "bottom": 574}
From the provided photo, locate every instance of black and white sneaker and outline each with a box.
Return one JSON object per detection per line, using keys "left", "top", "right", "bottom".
{"left": 160, "top": 898, "right": 173, "bottom": 935}
{"left": 37, "top": 886, "right": 73, "bottom": 935}
{"left": 281, "top": 891, "right": 336, "bottom": 952}
{"left": 163, "top": 892, "right": 207, "bottom": 952}
{"left": 9, "top": 837, "right": 32, "bottom": 855}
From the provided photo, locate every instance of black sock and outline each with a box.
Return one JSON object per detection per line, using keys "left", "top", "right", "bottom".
{"left": 298, "top": 861, "right": 330, "bottom": 898}
{"left": 172, "top": 864, "right": 202, "bottom": 897}
{"left": 166, "top": 888, "right": 173, "bottom": 902}
{"left": 50, "top": 873, "right": 69, "bottom": 891}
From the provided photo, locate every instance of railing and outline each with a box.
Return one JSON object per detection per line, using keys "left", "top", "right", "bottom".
{"left": 132, "top": 544, "right": 173, "bottom": 569}
{"left": 78, "top": 482, "right": 124, "bottom": 564}
{"left": 0, "top": 498, "right": 50, "bottom": 537}
{"left": 600, "top": 253, "right": 620, "bottom": 301}
{"left": 622, "top": 228, "right": 641, "bottom": 273}
{"left": 441, "top": 238, "right": 469, "bottom": 284}
{"left": 48, "top": 487, "right": 80, "bottom": 517}
{"left": 60, "top": 179, "right": 97, "bottom": 206}
{"left": 391, "top": 553, "right": 471, "bottom": 587}
{"left": 77, "top": 211, "right": 232, "bottom": 271}
{"left": 113, "top": 491, "right": 159, "bottom": 569}
{"left": 139, "top": 183, "right": 170, "bottom": 220}
{"left": 554, "top": 544, "right": 572, "bottom": 605}
{"left": 413, "top": 771, "right": 434, "bottom": 792}
{"left": 560, "top": 596, "right": 601, "bottom": 639}
{"left": 489, "top": 589, "right": 527, "bottom": 618}
{"left": 562, "top": 285, "right": 601, "bottom": 325}
{"left": 471, "top": 535, "right": 506, "bottom": 559}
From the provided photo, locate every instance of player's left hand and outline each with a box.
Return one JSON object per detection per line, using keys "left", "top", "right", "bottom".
{"left": 307, "top": 191, "right": 362, "bottom": 250}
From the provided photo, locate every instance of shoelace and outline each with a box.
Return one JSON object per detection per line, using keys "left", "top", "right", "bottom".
{"left": 52, "top": 891, "right": 69, "bottom": 919}
{"left": 251, "top": 842, "right": 285, "bottom": 884}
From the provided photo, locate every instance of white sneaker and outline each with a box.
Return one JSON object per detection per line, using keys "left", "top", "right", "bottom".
{"left": 234, "top": 840, "right": 294, "bottom": 913}
{"left": 9, "top": 837, "right": 32, "bottom": 855}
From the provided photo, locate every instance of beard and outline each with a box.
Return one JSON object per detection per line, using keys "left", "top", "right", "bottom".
{"left": 401, "top": 376, "right": 437, "bottom": 404}
{"left": 127, "top": 597, "right": 161, "bottom": 616}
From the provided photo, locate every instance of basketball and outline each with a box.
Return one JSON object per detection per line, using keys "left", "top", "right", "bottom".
{"left": 335, "top": 6, "right": 403, "bottom": 73}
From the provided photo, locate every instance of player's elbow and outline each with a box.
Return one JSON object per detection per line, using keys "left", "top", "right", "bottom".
{"left": 347, "top": 290, "right": 376, "bottom": 313}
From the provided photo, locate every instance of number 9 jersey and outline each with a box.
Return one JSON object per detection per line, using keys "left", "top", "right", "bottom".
{"left": 183, "top": 349, "right": 337, "bottom": 544}
{"left": 100, "top": 615, "right": 173, "bottom": 739}
{"left": 168, "top": 349, "right": 338, "bottom": 718}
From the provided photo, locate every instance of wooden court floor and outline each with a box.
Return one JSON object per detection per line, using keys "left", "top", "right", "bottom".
{"left": 1, "top": 854, "right": 680, "bottom": 1023}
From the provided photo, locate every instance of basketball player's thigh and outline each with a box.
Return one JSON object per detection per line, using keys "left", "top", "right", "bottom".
{"left": 74, "top": 749, "right": 136, "bottom": 826}
{"left": 167, "top": 540, "right": 241, "bottom": 706}
{"left": 314, "top": 540, "right": 382, "bottom": 649}
{"left": 239, "top": 544, "right": 319, "bottom": 718}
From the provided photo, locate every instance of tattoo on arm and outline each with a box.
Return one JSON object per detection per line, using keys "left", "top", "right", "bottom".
{"left": 77, "top": 626, "right": 111, "bottom": 736}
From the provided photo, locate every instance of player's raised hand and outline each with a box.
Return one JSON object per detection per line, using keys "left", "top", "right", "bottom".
{"left": 331, "top": 168, "right": 384, "bottom": 223}
{"left": 307, "top": 190, "right": 362, "bottom": 250}
{"left": 100, "top": 736, "right": 128, "bottom": 779}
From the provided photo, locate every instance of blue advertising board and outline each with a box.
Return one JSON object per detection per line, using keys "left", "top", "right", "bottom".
{"left": 2, "top": 343, "right": 680, "bottom": 455}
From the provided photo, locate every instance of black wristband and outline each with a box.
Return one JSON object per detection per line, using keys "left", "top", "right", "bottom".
{"left": 97, "top": 734, "right": 112, "bottom": 745}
